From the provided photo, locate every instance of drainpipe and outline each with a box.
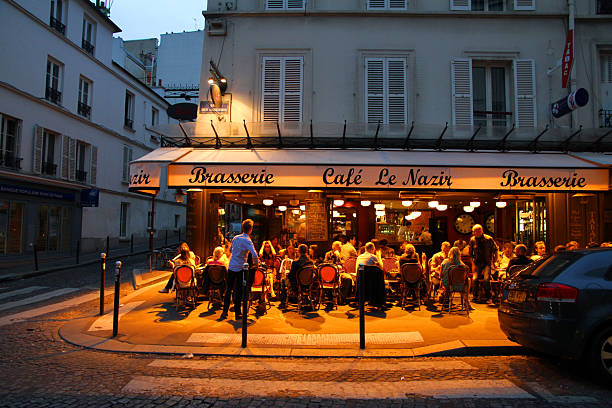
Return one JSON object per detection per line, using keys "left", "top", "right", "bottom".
{"left": 568, "top": 0, "right": 577, "bottom": 127}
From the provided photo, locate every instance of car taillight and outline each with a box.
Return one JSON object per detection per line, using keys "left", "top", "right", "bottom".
{"left": 536, "top": 283, "right": 578, "bottom": 303}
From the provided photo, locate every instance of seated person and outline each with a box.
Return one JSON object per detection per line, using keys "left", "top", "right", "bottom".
{"left": 309, "top": 244, "right": 322, "bottom": 266}
{"left": 531, "top": 241, "right": 547, "bottom": 261}
{"left": 258, "top": 240, "right": 277, "bottom": 298}
{"left": 159, "top": 242, "right": 197, "bottom": 293}
{"left": 207, "top": 246, "right": 225, "bottom": 266}
{"left": 429, "top": 241, "right": 450, "bottom": 286}
{"left": 280, "top": 244, "right": 313, "bottom": 307}
{"left": 324, "top": 241, "right": 343, "bottom": 265}
{"left": 505, "top": 244, "right": 532, "bottom": 278}
{"left": 440, "top": 246, "right": 468, "bottom": 302}
{"left": 357, "top": 242, "right": 383, "bottom": 269}
{"left": 378, "top": 239, "right": 395, "bottom": 259}
{"left": 202, "top": 246, "right": 227, "bottom": 294}
{"left": 219, "top": 241, "right": 231, "bottom": 268}
{"left": 495, "top": 242, "right": 515, "bottom": 278}
{"left": 399, "top": 243, "right": 422, "bottom": 271}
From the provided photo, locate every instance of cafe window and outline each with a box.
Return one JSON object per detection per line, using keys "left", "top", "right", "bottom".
{"left": 120, "top": 202, "right": 129, "bottom": 238}
{"left": 0, "top": 114, "right": 22, "bottom": 170}
{"left": 261, "top": 56, "right": 303, "bottom": 122}
{"left": 0, "top": 201, "right": 24, "bottom": 255}
{"left": 516, "top": 197, "right": 546, "bottom": 250}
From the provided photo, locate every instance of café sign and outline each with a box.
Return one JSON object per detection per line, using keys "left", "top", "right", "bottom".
{"left": 163, "top": 164, "right": 608, "bottom": 191}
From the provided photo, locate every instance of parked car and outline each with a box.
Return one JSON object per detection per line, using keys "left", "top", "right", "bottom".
{"left": 498, "top": 248, "right": 612, "bottom": 384}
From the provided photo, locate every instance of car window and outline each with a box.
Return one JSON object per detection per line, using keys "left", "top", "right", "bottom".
{"left": 526, "top": 252, "right": 582, "bottom": 279}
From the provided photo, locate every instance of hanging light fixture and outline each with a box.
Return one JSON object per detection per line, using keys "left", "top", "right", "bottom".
{"left": 428, "top": 200, "right": 439, "bottom": 208}
{"left": 278, "top": 205, "right": 287, "bottom": 211}
{"left": 374, "top": 203, "right": 385, "bottom": 210}
{"left": 292, "top": 209, "right": 300, "bottom": 215}
{"left": 218, "top": 208, "right": 225, "bottom": 216}
{"left": 406, "top": 211, "right": 422, "bottom": 220}
{"left": 289, "top": 199, "right": 299, "bottom": 206}
{"left": 263, "top": 199, "right": 273, "bottom": 206}
{"left": 436, "top": 204, "right": 448, "bottom": 211}
{"left": 333, "top": 199, "right": 345, "bottom": 207}
{"left": 299, "top": 204, "right": 306, "bottom": 211}
{"left": 375, "top": 210, "right": 386, "bottom": 217}
{"left": 360, "top": 200, "right": 371, "bottom": 207}
{"left": 496, "top": 201, "right": 507, "bottom": 208}
{"left": 299, "top": 214, "right": 306, "bottom": 220}
{"left": 333, "top": 210, "right": 341, "bottom": 218}
{"left": 401, "top": 200, "right": 413, "bottom": 207}
{"left": 464, "top": 205, "right": 474, "bottom": 213}
{"left": 470, "top": 201, "right": 481, "bottom": 208}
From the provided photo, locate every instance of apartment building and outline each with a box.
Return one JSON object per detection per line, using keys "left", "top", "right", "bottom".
{"left": 0, "top": 0, "right": 185, "bottom": 257}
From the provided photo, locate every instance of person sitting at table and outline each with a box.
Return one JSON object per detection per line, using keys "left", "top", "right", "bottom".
{"left": 324, "top": 241, "right": 343, "bottom": 265}
{"left": 270, "top": 236, "right": 281, "bottom": 254}
{"left": 280, "top": 240, "right": 298, "bottom": 260}
{"left": 340, "top": 235, "right": 358, "bottom": 261}
{"left": 399, "top": 244, "right": 422, "bottom": 271}
{"left": 505, "top": 244, "right": 532, "bottom": 278}
{"left": 309, "top": 244, "right": 322, "bottom": 266}
{"left": 440, "top": 246, "right": 468, "bottom": 306}
{"left": 378, "top": 239, "right": 395, "bottom": 258}
{"left": 357, "top": 242, "right": 383, "bottom": 269}
{"left": 495, "top": 242, "right": 515, "bottom": 278}
{"left": 200, "top": 246, "right": 226, "bottom": 295}
{"left": 280, "top": 244, "right": 313, "bottom": 308}
{"left": 429, "top": 241, "right": 451, "bottom": 288}
{"left": 531, "top": 241, "right": 547, "bottom": 261}
{"left": 159, "top": 242, "right": 197, "bottom": 293}
{"left": 220, "top": 241, "right": 231, "bottom": 268}
{"left": 258, "top": 240, "right": 277, "bottom": 299}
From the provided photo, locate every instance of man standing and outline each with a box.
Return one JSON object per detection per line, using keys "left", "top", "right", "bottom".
{"left": 220, "top": 219, "right": 258, "bottom": 320}
{"left": 469, "top": 224, "right": 498, "bottom": 303}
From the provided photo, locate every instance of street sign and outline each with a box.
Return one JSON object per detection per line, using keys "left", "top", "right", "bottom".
{"left": 561, "top": 29, "right": 574, "bottom": 89}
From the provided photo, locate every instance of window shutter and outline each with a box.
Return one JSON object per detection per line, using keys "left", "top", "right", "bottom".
{"left": 514, "top": 59, "right": 537, "bottom": 127}
{"left": 283, "top": 58, "right": 303, "bottom": 122}
{"left": 68, "top": 137, "right": 76, "bottom": 181}
{"left": 61, "top": 134, "right": 70, "bottom": 179}
{"left": 387, "top": 58, "right": 407, "bottom": 124}
{"left": 366, "top": 58, "right": 384, "bottom": 123}
{"left": 451, "top": 58, "right": 473, "bottom": 126}
{"left": 266, "top": 0, "right": 284, "bottom": 9}
{"left": 90, "top": 145, "right": 97, "bottom": 185}
{"left": 262, "top": 58, "right": 281, "bottom": 122}
{"left": 368, "top": 0, "right": 386, "bottom": 8}
{"left": 33, "top": 125, "right": 43, "bottom": 174}
{"left": 15, "top": 120, "right": 21, "bottom": 163}
{"left": 389, "top": 0, "right": 407, "bottom": 8}
{"left": 514, "top": 0, "right": 535, "bottom": 11}
{"left": 287, "top": 0, "right": 304, "bottom": 9}
{"left": 450, "top": 0, "right": 470, "bottom": 11}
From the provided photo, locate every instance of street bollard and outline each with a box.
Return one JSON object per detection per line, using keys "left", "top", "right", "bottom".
{"left": 76, "top": 239, "right": 81, "bottom": 265}
{"left": 99, "top": 253, "right": 106, "bottom": 315}
{"left": 241, "top": 262, "right": 249, "bottom": 348}
{"left": 33, "top": 244, "right": 39, "bottom": 271}
{"left": 112, "top": 261, "right": 122, "bottom": 337}
{"left": 358, "top": 265, "right": 365, "bottom": 350}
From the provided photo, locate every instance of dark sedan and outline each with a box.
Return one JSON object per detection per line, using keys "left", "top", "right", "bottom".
{"left": 498, "top": 248, "right": 612, "bottom": 384}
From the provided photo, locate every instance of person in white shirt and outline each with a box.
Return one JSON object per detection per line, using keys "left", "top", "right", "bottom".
{"left": 340, "top": 235, "right": 358, "bottom": 261}
{"left": 356, "top": 242, "right": 382, "bottom": 269}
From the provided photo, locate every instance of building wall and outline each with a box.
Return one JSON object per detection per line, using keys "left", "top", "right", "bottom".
{"left": 157, "top": 30, "right": 204, "bottom": 88}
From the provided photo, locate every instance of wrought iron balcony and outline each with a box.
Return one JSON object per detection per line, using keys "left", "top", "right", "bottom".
{"left": 0, "top": 152, "right": 22, "bottom": 170}
{"left": 45, "top": 87, "right": 62, "bottom": 104}
{"left": 78, "top": 102, "right": 91, "bottom": 119}
{"left": 75, "top": 169, "right": 88, "bottom": 182}
{"left": 598, "top": 0, "right": 612, "bottom": 14}
{"left": 50, "top": 17, "right": 66, "bottom": 35}
{"left": 42, "top": 161, "right": 57, "bottom": 176}
{"left": 81, "top": 39, "right": 95, "bottom": 55}
{"left": 124, "top": 118, "right": 134, "bottom": 129}
{"left": 600, "top": 109, "right": 612, "bottom": 128}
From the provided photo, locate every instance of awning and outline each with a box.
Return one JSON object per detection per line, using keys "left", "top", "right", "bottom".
{"left": 129, "top": 148, "right": 609, "bottom": 194}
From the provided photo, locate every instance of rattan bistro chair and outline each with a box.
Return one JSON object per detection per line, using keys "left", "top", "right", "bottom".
{"left": 399, "top": 263, "right": 423, "bottom": 310}
{"left": 249, "top": 267, "right": 271, "bottom": 314}
{"left": 174, "top": 264, "right": 197, "bottom": 309}
{"left": 318, "top": 263, "right": 340, "bottom": 309}
{"left": 447, "top": 264, "right": 470, "bottom": 317}
{"left": 205, "top": 264, "right": 227, "bottom": 310}
{"left": 296, "top": 264, "right": 320, "bottom": 313}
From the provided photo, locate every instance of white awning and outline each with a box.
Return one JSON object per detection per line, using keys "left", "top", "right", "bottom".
{"left": 130, "top": 148, "right": 609, "bottom": 193}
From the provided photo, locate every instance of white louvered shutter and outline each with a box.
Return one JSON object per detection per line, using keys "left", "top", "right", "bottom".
{"left": 283, "top": 58, "right": 303, "bottom": 122}
{"left": 287, "top": 0, "right": 304, "bottom": 9}
{"left": 262, "top": 58, "right": 281, "bottom": 122}
{"left": 366, "top": 58, "right": 384, "bottom": 123}
{"left": 266, "top": 0, "right": 304, "bottom": 9}
{"left": 266, "top": 0, "right": 284, "bottom": 9}
{"left": 68, "top": 138, "right": 76, "bottom": 181}
{"left": 368, "top": 0, "right": 386, "bottom": 8}
{"left": 451, "top": 58, "right": 473, "bottom": 125}
{"left": 90, "top": 146, "right": 97, "bottom": 185}
{"left": 33, "top": 125, "right": 43, "bottom": 174}
{"left": 514, "top": 0, "right": 535, "bottom": 11}
{"left": 514, "top": 59, "right": 537, "bottom": 127}
{"left": 368, "top": 0, "right": 407, "bottom": 9}
{"left": 387, "top": 58, "right": 407, "bottom": 124}
{"left": 450, "top": 0, "right": 470, "bottom": 11}
{"left": 61, "top": 134, "right": 71, "bottom": 179}
{"left": 389, "top": 0, "right": 407, "bottom": 8}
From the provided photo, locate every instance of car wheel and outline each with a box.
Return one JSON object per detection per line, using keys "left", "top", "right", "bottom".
{"left": 588, "top": 326, "right": 612, "bottom": 385}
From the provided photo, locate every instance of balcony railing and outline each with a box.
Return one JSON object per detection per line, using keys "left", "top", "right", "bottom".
{"left": 78, "top": 102, "right": 91, "bottom": 119}
{"left": 0, "top": 152, "right": 22, "bottom": 170}
{"left": 42, "top": 161, "right": 57, "bottom": 176}
{"left": 81, "top": 39, "right": 95, "bottom": 55}
{"left": 124, "top": 117, "right": 134, "bottom": 129}
{"left": 598, "top": 0, "right": 612, "bottom": 14}
{"left": 50, "top": 17, "right": 66, "bottom": 35}
{"left": 600, "top": 109, "right": 612, "bottom": 128}
{"left": 473, "top": 110, "right": 512, "bottom": 128}
{"left": 45, "top": 87, "right": 62, "bottom": 104}
{"left": 75, "top": 169, "right": 88, "bottom": 182}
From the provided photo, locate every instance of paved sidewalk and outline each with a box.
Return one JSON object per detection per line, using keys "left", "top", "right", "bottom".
{"left": 60, "top": 281, "right": 522, "bottom": 358}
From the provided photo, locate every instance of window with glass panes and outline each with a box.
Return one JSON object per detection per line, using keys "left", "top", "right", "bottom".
{"left": 472, "top": 63, "right": 510, "bottom": 127}
{"left": 75, "top": 142, "right": 88, "bottom": 182}
{"left": 120, "top": 202, "right": 129, "bottom": 238}
{"left": 472, "top": 0, "right": 504, "bottom": 11}
{"left": 124, "top": 91, "right": 134, "bottom": 128}
{"left": 82, "top": 16, "right": 95, "bottom": 55}
{"left": 42, "top": 130, "right": 57, "bottom": 176}
{"left": 78, "top": 77, "right": 91, "bottom": 118}
{"left": 0, "top": 114, "right": 20, "bottom": 168}
{"left": 46, "top": 59, "right": 62, "bottom": 104}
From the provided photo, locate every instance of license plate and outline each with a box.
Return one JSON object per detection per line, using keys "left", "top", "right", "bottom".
{"left": 508, "top": 290, "right": 527, "bottom": 303}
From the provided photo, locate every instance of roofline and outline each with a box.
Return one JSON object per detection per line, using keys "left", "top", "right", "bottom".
{"left": 112, "top": 61, "right": 170, "bottom": 107}
{"left": 80, "top": 0, "right": 122, "bottom": 33}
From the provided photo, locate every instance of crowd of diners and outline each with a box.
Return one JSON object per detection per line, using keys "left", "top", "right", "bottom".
{"left": 158, "top": 218, "right": 612, "bottom": 319}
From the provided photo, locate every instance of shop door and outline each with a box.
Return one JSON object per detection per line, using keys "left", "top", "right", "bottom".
{"left": 0, "top": 201, "right": 24, "bottom": 255}
{"left": 37, "top": 205, "right": 68, "bottom": 252}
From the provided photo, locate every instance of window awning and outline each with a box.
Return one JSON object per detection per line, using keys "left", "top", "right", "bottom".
{"left": 129, "top": 148, "right": 609, "bottom": 194}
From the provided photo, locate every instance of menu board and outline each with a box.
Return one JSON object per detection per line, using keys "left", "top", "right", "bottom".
{"left": 306, "top": 200, "right": 328, "bottom": 242}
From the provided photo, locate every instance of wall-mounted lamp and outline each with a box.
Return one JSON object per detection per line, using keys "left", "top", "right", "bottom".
{"left": 208, "top": 60, "right": 227, "bottom": 108}
{"left": 174, "top": 189, "right": 186, "bottom": 203}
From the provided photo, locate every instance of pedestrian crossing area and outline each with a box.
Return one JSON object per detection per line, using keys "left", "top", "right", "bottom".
{"left": 122, "top": 358, "right": 539, "bottom": 400}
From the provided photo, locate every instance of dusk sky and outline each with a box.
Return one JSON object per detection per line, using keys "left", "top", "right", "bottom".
{"left": 108, "top": 0, "right": 207, "bottom": 40}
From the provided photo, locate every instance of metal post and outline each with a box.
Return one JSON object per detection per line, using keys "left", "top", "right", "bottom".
{"left": 358, "top": 266, "right": 365, "bottom": 350}
{"left": 165, "top": 230, "right": 168, "bottom": 246}
{"left": 178, "top": 228, "right": 182, "bottom": 243}
{"left": 130, "top": 234, "right": 134, "bottom": 254}
{"left": 241, "top": 262, "right": 248, "bottom": 348}
{"left": 33, "top": 244, "right": 39, "bottom": 271}
{"left": 106, "top": 236, "right": 110, "bottom": 259}
{"left": 100, "top": 253, "right": 106, "bottom": 315}
{"left": 76, "top": 239, "right": 80, "bottom": 264}
{"left": 112, "top": 261, "right": 122, "bottom": 337}
{"left": 149, "top": 196, "right": 156, "bottom": 273}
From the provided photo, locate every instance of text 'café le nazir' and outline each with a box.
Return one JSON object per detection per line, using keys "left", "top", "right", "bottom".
{"left": 128, "top": 140, "right": 610, "bottom": 260}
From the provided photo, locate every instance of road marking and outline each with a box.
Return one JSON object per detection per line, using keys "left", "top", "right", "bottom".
{"left": 0, "top": 286, "right": 47, "bottom": 300}
{"left": 527, "top": 382, "right": 599, "bottom": 404}
{"left": 88, "top": 301, "right": 145, "bottom": 331}
{"left": 123, "top": 376, "right": 534, "bottom": 399}
{"left": 0, "top": 287, "right": 79, "bottom": 312}
{"left": 187, "top": 331, "right": 424, "bottom": 346}
{"left": 149, "top": 359, "right": 477, "bottom": 371}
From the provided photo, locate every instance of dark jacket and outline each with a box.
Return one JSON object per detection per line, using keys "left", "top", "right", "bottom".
{"left": 469, "top": 234, "right": 498, "bottom": 268}
{"left": 288, "top": 255, "right": 314, "bottom": 290}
